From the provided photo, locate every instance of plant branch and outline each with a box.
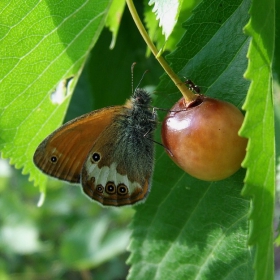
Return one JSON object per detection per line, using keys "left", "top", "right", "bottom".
{"left": 126, "top": 0, "right": 196, "bottom": 102}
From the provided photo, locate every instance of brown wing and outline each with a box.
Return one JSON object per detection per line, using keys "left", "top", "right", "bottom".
{"left": 80, "top": 116, "right": 153, "bottom": 206}
{"left": 33, "top": 106, "right": 123, "bottom": 183}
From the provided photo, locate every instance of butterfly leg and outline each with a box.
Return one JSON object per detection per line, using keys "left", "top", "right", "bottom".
{"left": 143, "top": 128, "right": 173, "bottom": 157}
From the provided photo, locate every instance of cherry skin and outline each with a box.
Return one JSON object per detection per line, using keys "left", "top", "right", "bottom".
{"left": 161, "top": 95, "right": 248, "bottom": 181}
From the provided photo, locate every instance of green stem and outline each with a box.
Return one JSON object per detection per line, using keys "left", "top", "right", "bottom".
{"left": 126, "top": 0, "right": 196, "bottom": 102}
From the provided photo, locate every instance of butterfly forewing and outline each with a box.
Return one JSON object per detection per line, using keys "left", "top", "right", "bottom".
{"left": 33, "top": 106, "right": 123, "bottom": 182}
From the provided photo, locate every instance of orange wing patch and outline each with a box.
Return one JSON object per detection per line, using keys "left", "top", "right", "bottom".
{"left": 33, "top": 106, "right": 123, "bottom": 183}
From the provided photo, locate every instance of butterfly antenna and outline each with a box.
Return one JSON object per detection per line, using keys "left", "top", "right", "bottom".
{"left": 135, "top": 70, "right": 149, "bottom": 91}
{"left": 131, "top": 62, "right": 149, "bottom": 92}
{"left": 131, "top": 62, "right": 137, "bottom": 94}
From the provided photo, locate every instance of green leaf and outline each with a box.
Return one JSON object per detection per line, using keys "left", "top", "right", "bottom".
{"left": 128, "top": 172, "right": 253, "bottom": 279}
{"left": 240, "top": 0, "right": 275, "bottom": 279}
{"left": 276, "top": 86, "right": 280, "bottom": 219}
{"left": 273, "top": 0, "right": 280, "bottom": 80}
{"left": 148, "top": 0, "right": 182, "bottom": 40}
{"left": 105, "top": 0, "right": 126, "bottom": 49}
{"left": 144, "top": 0, "right": 202, "bottom": 53}
{"left": 0, "top": 0, "right": 111, "bottom": 189}
{"left": 128, "top": 0, "right": 255, "bottom": 279}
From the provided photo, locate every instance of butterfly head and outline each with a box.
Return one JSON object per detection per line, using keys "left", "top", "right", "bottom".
{"left": 132, "top": 88, "right": 152, "bottom": 106}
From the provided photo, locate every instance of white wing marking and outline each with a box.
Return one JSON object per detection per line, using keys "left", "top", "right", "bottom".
{"left": 85, "top": 162, "right": 142, "bottom": 195}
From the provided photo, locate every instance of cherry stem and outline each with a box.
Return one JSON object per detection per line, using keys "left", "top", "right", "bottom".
{"left": 126, "top": 0, "right": 196, "bottom": 102}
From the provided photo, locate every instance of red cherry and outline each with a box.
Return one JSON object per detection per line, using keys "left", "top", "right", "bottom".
{"left": 161, "top": 95, "right": 248, "bottom": 181}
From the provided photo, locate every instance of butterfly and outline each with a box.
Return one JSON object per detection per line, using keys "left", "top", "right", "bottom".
{"left": 33, "top": 88, "right": 157, "bottom": 206}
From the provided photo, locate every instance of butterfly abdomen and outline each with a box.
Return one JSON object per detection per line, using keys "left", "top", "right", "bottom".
{"left": 112, "top": 89, "right": 156, "bottom": 183}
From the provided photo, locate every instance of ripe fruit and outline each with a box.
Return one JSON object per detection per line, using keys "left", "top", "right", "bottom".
{"left": 161, "top": 95, "right": 248, "bottom": 181}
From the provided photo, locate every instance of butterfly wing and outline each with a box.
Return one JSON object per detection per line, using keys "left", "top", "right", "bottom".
{"left": 33, "top": 106, "right": 123, "bottom": 183}
{"left": 81, "top": 109, "right": 155, "bottom": 206}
